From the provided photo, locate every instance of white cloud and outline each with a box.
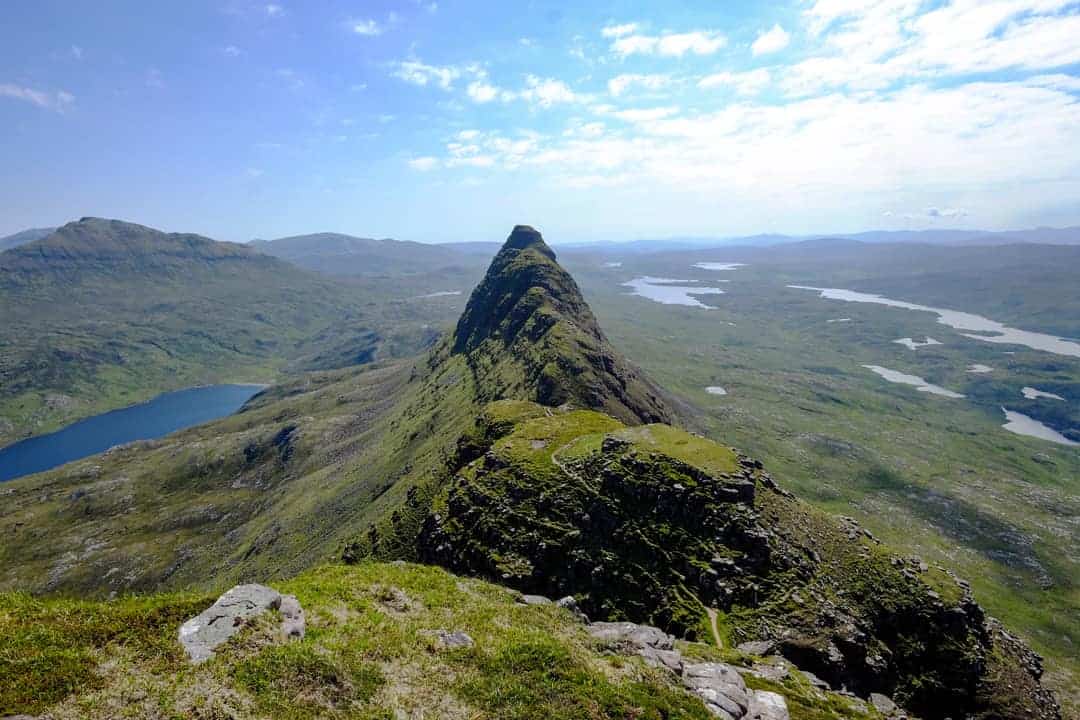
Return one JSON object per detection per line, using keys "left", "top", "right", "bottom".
{"left": 601, "top": 22, "right": 639, "bottom": 38}
{"left": 607, "top": 73, "right": 671, "bottom": 97}
{"left": 612, "top": 30, "right": 726, "bottom": 57}
{"left": 408, "top": 156, "right": 439, "bottom": 171}
{"left": 0, "top": 83, "right": 74, "bottom": 111}
{"left": 467, "top": 81, "right": 500, "bottom": 103}
{"left": 698, "top": 69, "right": 771, "bottom": 95}
{"left": 70, "top": 45, "right": 84, "bottom": 61}
{"left": 752, "top": 24, "right": 790, "bottom": 56}
{"left": 349, "top": 18, "right": 382, "bottom": 36}
{"left": 613, "top": 106, "right": 680, "bottom": 123}
{"left": 519, "top": 75, "right": 578, "bottom": 107}
{"left": 223, "top": 45, "right": 242, "bottom": 56}
{"left": 788, "top": 0, "right": 1080, "bottom": 95}
{"left": 265, "top": 3, "right": 284, "bottom": 17}
{"left": 393, "top": 60, "right": 462, "bottom": 89}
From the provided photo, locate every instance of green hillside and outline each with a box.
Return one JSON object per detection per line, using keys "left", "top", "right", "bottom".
{"left": 0, "top": 218, "right": 439, "bottom": 445}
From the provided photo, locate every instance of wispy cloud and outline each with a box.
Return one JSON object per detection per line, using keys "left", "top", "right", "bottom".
{"left": 610, "top": 29, "right": 726, "bottom": 57}
{"left": 698, "top": 69, "right": 771, "bottom": 95}
{"left": 752, "top": 24, "right": 790, "bottom": 56}
{"left": 0, "top": 83, "right": 74, "bottom": 112}
{"left": 223, "top": 45, "right": 242, "bottom": 57}
{"left": 608, "top": 73, "right": 671, "bottom": 97}
{"left": 601, "top": 22, "right": 638, "bottom": 39}
{"left": 145, "top": 68, "right": 165, "bottom": 89}
{"left": 408, "top": 156, "right": 439, "bottom": 171}
{"left": 518, "top": 75, "right": 579, "bottom": 107}
{"left": 349, "top": 18, "right": 382, "bottom": 36}
{"left": 392, "top": 59, "right": 463, "bottom": 89}
{"left": 264, "top": 3, "right": 284, "bottom": 18}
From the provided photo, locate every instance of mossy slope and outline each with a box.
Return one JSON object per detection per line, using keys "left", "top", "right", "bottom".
{"left": 420, "top": 401, "right": 1060, "bottom": 720}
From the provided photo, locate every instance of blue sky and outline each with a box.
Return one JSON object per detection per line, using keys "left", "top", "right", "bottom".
{"left": 2, "top": 0, "right": 1079, "bottom": 243}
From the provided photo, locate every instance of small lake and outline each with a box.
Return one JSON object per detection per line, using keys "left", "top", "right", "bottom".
{"left": 693, "top": 262, "right": 745, "bottom": 271}
{"left": 0, "top": 384, "right": 266, "bottom": 482}
{"left": 623, "top": 277, "right": 725, "bottom": 308}
{"left": 1001, "top": 408, "right": 1077, "bottom": 446}
{"left": 789, "top": 286, "right": 1080, "bottom": 358}
{"left": 894, "top": 337, "right": 942, "bottom": 350}
{"left": 1022, "top": 387, "right": 1065, "bottom": 401}
{"left": 862, "top": 365, "right": 965, "bottom": 398}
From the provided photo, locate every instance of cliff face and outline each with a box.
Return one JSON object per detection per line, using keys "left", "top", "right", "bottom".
{"left": 420, "top": 401, "right": 1061, "bottom": 720}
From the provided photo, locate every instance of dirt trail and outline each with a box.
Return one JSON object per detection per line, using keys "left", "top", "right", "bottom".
{"left": 706, "top": 608, "right": 724, "bottom": 649}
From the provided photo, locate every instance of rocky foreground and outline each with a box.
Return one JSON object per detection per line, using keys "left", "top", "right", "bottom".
{"left": 0, "top": 562, "right": 907, "bottom": 719}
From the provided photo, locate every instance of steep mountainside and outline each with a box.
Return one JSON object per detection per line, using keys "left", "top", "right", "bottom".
{"left": 0, "top": 226, "right": 55, "bottom": 251}
{"left": 0, "top": 218, "right": 429, "bottom": 445}
{"left": 0, "top": 225, "right": 1063, "bottom": 718}
{"left": 251, "top": 231, "right": 479, "bottom": 276}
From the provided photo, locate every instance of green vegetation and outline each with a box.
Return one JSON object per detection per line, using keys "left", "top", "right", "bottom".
{"left": 0, "top": 218, "right": 465, "bottom": 445}
{"left": 562, "top": 242, "right": 1079, "bottom": 711}
{"left": 5, "top": 561, "right": 844, "bottom": 720}
{"left": 420, "top": 401, "right": 1055, "bottom": 719}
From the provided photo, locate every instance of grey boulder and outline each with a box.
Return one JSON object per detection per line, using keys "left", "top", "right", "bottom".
{"left": 683, "top": 662, "right": 751, "bottom": 720}
{"left": 178, "top": 584, "right": 282, "bottom": 664}
{"left": 748, "top": 690, "right": 789, "bottom": 720}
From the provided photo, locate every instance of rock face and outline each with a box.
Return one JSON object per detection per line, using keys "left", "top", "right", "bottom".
{"left": 447, "top": 225, "right": 674, "bottom": 426}
{"left": 419, "top": 401, "right": 1061, "bottom": 720}
{"left": 588, "top": 619, "right": 788, "bottom": 720}
{"left": 279, "top": 593, "right": 305, "bottom": 640}
{"left": 178, "top": 584, "right": 288, "bottom": 663}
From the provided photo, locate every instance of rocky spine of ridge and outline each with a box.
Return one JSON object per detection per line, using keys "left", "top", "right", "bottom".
{"left": 446, "top": 225, "right": 674, "bottom": 425}
{"left": 419, "top": 403, "right": 1061, "bottom": 720}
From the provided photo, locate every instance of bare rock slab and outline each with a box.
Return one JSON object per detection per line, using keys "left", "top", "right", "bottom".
{"left": 280, "top": 593, "right": 305, "bottom": 640}
{"left": 748, "top": 690, "right": 789, "bottom": 720}
{"left": 683, "top": 662, "right": 751, "bottom": 720}
{"left": 179, "top": 583, "right": 282, "bottom": 663}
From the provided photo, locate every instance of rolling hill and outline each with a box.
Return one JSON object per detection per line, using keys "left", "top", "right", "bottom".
{"left": 0, "top": 218, "right": 429, "bottom": 445}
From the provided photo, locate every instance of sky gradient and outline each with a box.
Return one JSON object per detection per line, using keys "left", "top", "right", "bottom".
{"left": 2, "top": 0, "right": 1079, "bottom": 243}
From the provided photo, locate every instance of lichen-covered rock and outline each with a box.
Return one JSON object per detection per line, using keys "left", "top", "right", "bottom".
{"left": 178, "top": 584, "right": 282, "bottom": 663}
{"left": 683, "top": 663, "right": 751, "bottom": 720}
{"left": 748, "top": 690, "right": 789, "bottom": 720}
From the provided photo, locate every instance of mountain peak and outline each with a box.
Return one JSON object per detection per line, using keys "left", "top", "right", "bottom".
{"left": 448, "top": 225, "right": 674, "bottom": 426}
{"left": 502, "top": 224, "right": 555, "bottom": 258}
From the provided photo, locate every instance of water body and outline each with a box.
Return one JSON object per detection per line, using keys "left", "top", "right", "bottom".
{"left": 827, "top": 318, "right": 852, "bottom": 323}
{"left": 693, "top": 262, "right": 745, "bottom": 271}
{"left": 602, "top": 261, "right": 622, "bottom": 268}
{"left": 789, "top": 286, "right": 1080, "bottom": 358}
{"left": 1001, "top": 408, "right": 1077, "bottom": 446}
{"left": 967, "top": 364, "right": 994, "bottom": 373}
{"left": 0, "top": 384, "right": 266, "bottom": 482}
{"left": 1022, "top": 387, "right": 1065, "bottom": 401}
{"left": 623, "top": 277, "right": 725, "bottom": 308}
{"left": 705, "top": 386, "right": 728, "bottom": 396}
{"left": 862, "top": 365, "right": 965, "bottom": 398}
{"left": 894, "top": 337, "right": 942, "bottom": 350}
{"left": 413, "top": 290, "right": 462, "bottom": 298}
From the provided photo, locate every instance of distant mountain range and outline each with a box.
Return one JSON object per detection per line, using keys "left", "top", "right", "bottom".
{"left": 251, "top": 232, "right": 481, "bottom": 276}
{"left": 5, "top": 225, "right": 1078, "bottom": 263}
{"left": 565, "top": 226, "right": 1080, "bottom": 253}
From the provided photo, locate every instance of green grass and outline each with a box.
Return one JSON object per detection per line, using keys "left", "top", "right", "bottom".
{"left": 564, "top": 250, "right": 1080, "bottom": 711}
{"left": 9, "top": 561, "right": 872, "bottom": 719}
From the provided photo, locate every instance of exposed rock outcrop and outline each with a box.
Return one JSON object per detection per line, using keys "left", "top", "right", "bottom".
{"left": 178, "top": 584, "right": 303, "bottom": 664}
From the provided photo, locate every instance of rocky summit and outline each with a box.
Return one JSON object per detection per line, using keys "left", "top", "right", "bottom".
{"left": 448, "top": 225, "right": 675, "bottom": 425}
